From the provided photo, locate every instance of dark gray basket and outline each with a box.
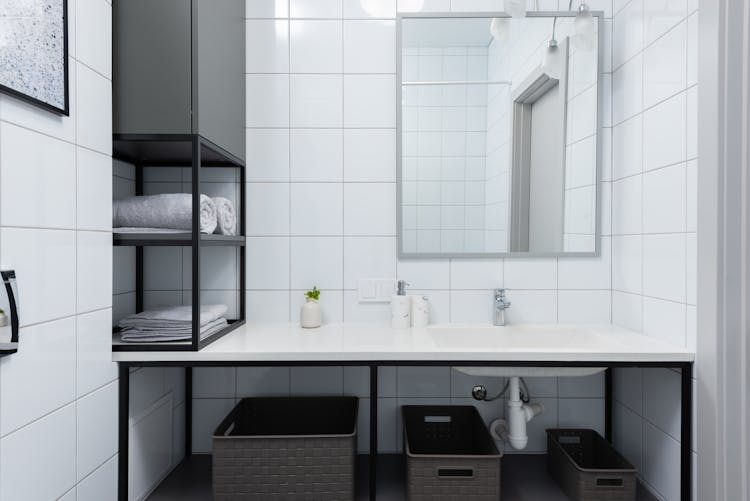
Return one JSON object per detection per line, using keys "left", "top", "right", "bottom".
{"left": 403, "top": 406, "right": 502, "bottom": 501}
{"left": 213, "top": 397, "right": 358, "bottom": 500}
{"left": 547, "top": 429, "right": 637, "bottom": 501}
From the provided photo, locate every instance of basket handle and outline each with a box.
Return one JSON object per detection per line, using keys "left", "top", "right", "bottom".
{"left": 437, "top": 467, "right": 474, "bottom": 478}
{"left": 424, "top": 415, "right": 452, "bottom": 423}
{"left": 595, "top": 477, "right": 624, "bottom": 488}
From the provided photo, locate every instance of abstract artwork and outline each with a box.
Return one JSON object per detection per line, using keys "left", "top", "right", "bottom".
{"left": 0, "top": 0, "right": 69, "bottom": 115}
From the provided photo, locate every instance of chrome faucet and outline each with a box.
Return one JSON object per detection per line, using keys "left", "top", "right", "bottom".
{"left": 493, "top": 288, "right": 511, "bottom": 326}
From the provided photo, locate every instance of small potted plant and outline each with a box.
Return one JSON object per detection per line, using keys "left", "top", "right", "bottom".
{"left": 300, "top": 286, "right": 322, "bottom": 328}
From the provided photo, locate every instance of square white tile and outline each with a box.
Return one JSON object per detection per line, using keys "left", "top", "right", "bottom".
{"left": 344, "top": 129, "right": 397, "bottom": 182}
{"left": 1, "top": 228, "right": 76, "bottom": 325}
{"left": 343, "top": 236, "right": 396, "bottom": 289}
{"left": 290, "top": 0, "right": 342, "bottom": 18}
{"left": 558, "top": 290, "right": 612, "bottom": 323}
{"left": 291, "top": 75, "right": 343, "bottom": 127}
{"left": 246, "top": 291, "right": 291, "bottom": 322}
{"left": 246, "top": 74, "right": 289, "bottom": 128}
{"left": 76, "top": 63, "right": 112, "bottom": 155}
{"left": 291, "top": 183, "right": 343, "bottom": 235}
{"left": 397, "top": 367, "right": 450, "bottom": 397}
{"left": 76, "top": 456, "right": 117, "bottom": 501}
{"left": 343, "top": 183, "right": 396, "bottom": 236}
{"left": 612, "top": 53, "right": 642, "bottom": 124}
{"left": 643, "top": 19, "right": 687, "bottom": 108}
{"left": 290, "top": 236, "right": 344, "bottom": 289}
{"left": 77, "top": 147, "right": 112, "bottom": 231}
{"left": 0, "top": 404, "right": 76, "bottom": 501}
{"left": 290, "top": 20, "right": 342, "bottom": 73}
{"left": 643, "top": 162, "right": 687, "bottom": 234}
{"left": 642, "top": 233, "right": 686, "bottom": 302}
{"left": 193, "top": 368, "right": 236, "bottom": 398}
{"left": 611, "top": 175, "right": 642, "bottom": 235}
{"left": 247, "top": 129, "right": 290, "bottom": 182}
{"left": 76, "top": 382, "right": 118, "bottom": 481}
{"left": 290, "top": 129, "right": 343, "bottom": 182}
{"left": 290, "top": 367, "right": 343, "bottom": 395}
{"left": 612, "top": 235, "right": 642, "bottom": 294}
{"left": 246, "top": 0, "right": 289, "bottom": 18}
{"left": 343, "top": 75, "right": 396, "bottom": 127}
{"left": 396, "top": 259, "right": 449, "bottom": 290}
{"left": 449, "top": 290, "right": 495, "bottom": 323}
{"left": 246, "top": 20, "right": 289, "bottom": 73}
{"left": 246, "top": 183, "right": 290, "bottom": 236}
{"left": 504, "top": 258, "right": 557, "bottom": 290}
{"left": 247, "top": 237, "right": 290, "bottom": 289}
{"left": 344, "top": 0, "right": 396, "bottom": 18}
{"left": 503, "top": 290, "right": 557, "bottom": 323}
{"left": 236, "top": 367, "right": 291, "bottom": 396}
{"left": 343, "top": 20, "right": 396, "bottom": 73}
{"left": 0, "top": 318, "right": 76, "bottom": 436}
{"left": 449, "top": 259, "right": 502, "bottom": 290}
{"left": 644, "top": 91, "right": 687, "bottom": 171}
{"left": 77, "top": 231, "right": 113, "bottom": 313}
{"left": 0, "top": 122, "right": 76, "bottom": 229}
{"left": 77, "top": 309, "right": 118, "bottom": 397}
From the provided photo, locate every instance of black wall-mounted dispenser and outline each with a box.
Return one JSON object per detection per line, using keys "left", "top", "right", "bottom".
{"left": 0, "top": 270, "right": 20, "bottom": 357}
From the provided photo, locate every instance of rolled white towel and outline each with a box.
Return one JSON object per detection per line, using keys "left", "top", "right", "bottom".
{"left": 213, "top": 197, "right": 237, "bottom": 236}
{"left": 113, "top": 194, "right": 218, "bottom": 234}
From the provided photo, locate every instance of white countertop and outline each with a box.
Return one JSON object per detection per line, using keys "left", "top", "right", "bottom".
{"left": 112, "top": 322, "right": 695, "bottom": 363}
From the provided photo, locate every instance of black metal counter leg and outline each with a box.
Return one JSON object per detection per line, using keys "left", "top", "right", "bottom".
{"left": 118, "top": 364, "right": 130, "bottom": 501}
{"left": 370, "top": 364, "right": 378, "bottom": 500}
{"left": 681, "top": 364, "right": 692, "bottom": 501}
{"left": 186, "top": 367, "right": 192, "bottom": 456}
{"left": 605, "top": 368, "right": 613, "bottom": 442}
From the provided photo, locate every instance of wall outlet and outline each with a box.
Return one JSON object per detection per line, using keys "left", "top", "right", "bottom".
{"left": 358, "top": 279, "right": 396, "bottom": 303}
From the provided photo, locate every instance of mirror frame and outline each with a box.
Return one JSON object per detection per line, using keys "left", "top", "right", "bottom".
{"left": 396, "top": 11, "right": 605, "bottom": 259}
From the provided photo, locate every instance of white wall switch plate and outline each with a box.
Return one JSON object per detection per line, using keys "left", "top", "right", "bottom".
{"left": 358, "top": 279, "right": 396, "bottom": 303}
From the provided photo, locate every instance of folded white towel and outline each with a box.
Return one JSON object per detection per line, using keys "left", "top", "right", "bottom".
{"left": 118, "top": 304, "right": 228, "bottom": 330}
{"left": 121, "top": 318, "right": 228, "bottom": 342}
{"left": 113, "top": 194, "right": 218, "bottom": 234}
{"left": 213, "top": 197, "right": 237, "bottom": 236}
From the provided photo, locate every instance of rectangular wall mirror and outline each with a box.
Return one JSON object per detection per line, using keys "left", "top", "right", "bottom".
{"left": 398, "top": 11, "right": 603, "bottom": 257}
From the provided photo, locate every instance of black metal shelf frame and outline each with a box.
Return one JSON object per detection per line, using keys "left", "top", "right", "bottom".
{"left": 117, "top": 359, "right": 693, "bottom": 501}
{"left": 112, "top": 134, "right": 246, "bottom": 352}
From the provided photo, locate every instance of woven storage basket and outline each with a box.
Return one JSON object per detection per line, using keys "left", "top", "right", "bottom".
{"left": 547, "top": 428, "right": 637, "bottom": 501}
{"left": 213, "top": 397, "right": 357, "bottom": 500}
{"left": 403, "top": 405, "right": 502, "bottom": 501}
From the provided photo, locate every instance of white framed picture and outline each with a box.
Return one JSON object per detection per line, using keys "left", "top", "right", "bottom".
{"left": 0, "top": 0, "right": 69, "bottom": 115}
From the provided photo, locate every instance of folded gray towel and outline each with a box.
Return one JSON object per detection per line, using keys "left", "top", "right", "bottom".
{"left": 113, "top": 194, "right": 218, "bottom": 234}
{"left": 118, "top": 304, "right": 228, "bottom": 330}
{"left": 121, "top": 318, "right": 228, "bottom": 342}
{"left": 213, "top": 197, "right": 237, "bottom": 236}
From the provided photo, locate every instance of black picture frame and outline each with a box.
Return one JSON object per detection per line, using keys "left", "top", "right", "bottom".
{"left": 0, "top": 0, "right": 70, "bottom": 116}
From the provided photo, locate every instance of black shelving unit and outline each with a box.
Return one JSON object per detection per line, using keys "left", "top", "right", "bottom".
{"left": 112, "top": 133, "right": 246, "bottom": 352}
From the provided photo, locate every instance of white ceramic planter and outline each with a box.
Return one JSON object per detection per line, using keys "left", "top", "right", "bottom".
{"left": 300, "top": 298, "right": 322, "bottom": 328}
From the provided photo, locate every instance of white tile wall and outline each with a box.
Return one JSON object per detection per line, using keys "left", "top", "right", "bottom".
{"left": 610, "top": 0, "right": 698, "bottom": 499}
{"left": 224, "top": 0, "right": 621, "bottom": 463}
{"left": 0, "top": 1, "right": 117, "bottom": 499}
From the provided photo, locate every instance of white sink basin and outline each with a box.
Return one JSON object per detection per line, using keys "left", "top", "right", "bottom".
{"left": 427, "top": 324, "right": 607, "bottom": 377}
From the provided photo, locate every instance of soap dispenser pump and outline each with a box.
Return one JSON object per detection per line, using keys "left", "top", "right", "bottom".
{"left": 391, "top": 280, "right": 411, "bottom": 329}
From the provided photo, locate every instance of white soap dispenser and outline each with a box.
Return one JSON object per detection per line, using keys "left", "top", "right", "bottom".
{"left": 391, "top": 280, "right": 411, "bottom": 329}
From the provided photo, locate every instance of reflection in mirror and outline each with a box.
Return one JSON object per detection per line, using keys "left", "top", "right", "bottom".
{"left": 399, "top": 13, "right": 600, "bottom": 256}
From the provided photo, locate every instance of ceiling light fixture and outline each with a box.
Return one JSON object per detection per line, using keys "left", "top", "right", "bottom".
{"left": 504, "top": 0, "right": 526, "bottom": 19}
{"left": 572, "top": 2, "right": 596, "bottom": 51}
